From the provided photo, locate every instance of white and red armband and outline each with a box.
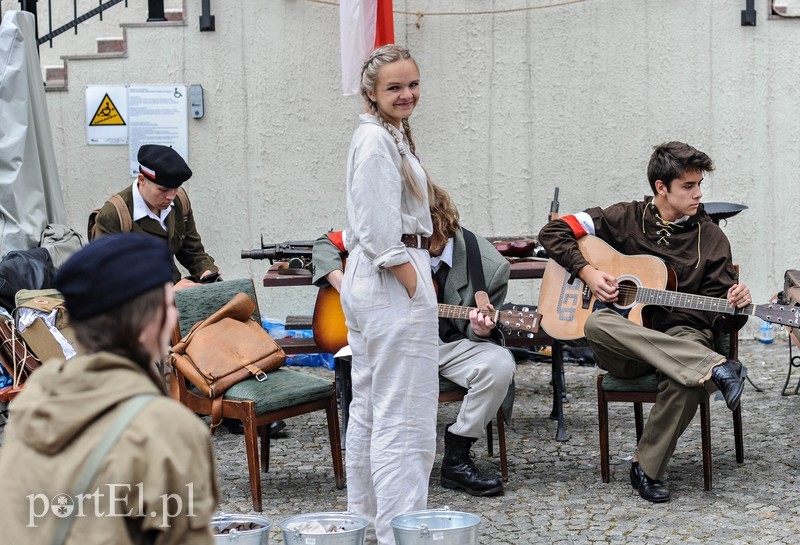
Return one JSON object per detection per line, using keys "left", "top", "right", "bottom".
{"left": 326, "top": 230, "right": 347, "bottom": 253}
{"left": 559, "top": 212, "right": 595, "bottom": 238}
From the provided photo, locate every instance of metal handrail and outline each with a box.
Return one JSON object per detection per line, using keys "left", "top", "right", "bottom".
{"left": 37, "top": 0, "right": 129, "bottom": 48}
{"left": 9, "top": 0, "right": 168, "bottom": 50}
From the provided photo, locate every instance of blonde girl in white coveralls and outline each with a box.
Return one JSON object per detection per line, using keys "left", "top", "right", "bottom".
{"left": 339, "top": 44, "right": 439, "bottom": 545}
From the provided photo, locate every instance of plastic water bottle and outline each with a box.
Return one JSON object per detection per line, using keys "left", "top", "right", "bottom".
{"left": 758, "top": 319, "right": 776, "bottom": 344}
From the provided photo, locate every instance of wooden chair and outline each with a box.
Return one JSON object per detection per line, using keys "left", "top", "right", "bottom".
{"left": 170, "top": 278, "right": 344, "bottom": 511}
{"left": 438, "top": 376, "right": 509, "bottom": 482}
{"left": 596, "top": 331, "right": 744, "bottom": 490}
{"left": 781, "top": 325, "right": 800, "bottom": 395}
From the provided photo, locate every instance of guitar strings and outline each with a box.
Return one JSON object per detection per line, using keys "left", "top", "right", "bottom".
{"left": 599, "top": 284, "right": 754, "bottom": 313}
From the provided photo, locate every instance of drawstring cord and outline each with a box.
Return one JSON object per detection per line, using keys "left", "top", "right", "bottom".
{"left": 643, "top": 201, "right": 702, "bottom": 268}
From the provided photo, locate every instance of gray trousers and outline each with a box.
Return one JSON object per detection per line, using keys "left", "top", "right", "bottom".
{"left": 438, "top": 338, "right": 516, "bottom": 439}
{"left": 341, "top": 247, "right": 439, "bottom": 545}
{"left": 584, "top": 309, "right": 725, "bottom": 480}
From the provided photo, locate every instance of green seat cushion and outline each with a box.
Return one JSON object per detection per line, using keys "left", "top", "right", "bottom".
{"left": 174, "top": 278, "right": 257, "bottom": 336}
{"left": 223, "top": 368, "right": 333, "bottom": 415}
{"left": 601, "top": 373, "right": 660, "bottom": 393}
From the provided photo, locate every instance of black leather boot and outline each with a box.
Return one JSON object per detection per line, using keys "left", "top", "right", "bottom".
{"left": 441, "top": 428, "right": 503, "bottom": 496}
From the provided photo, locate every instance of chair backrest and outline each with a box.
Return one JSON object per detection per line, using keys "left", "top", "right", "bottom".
{"left": 173, "top": 278, "right": 259, "bottom": 340}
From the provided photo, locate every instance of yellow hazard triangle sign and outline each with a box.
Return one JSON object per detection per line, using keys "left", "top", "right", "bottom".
{"left": 89, "top": 94, "right": 126, "bottom": 126}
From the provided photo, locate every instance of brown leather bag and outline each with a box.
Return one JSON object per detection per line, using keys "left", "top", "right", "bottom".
{"left": 170, "top": 292, "right": 286, "bottom": 427}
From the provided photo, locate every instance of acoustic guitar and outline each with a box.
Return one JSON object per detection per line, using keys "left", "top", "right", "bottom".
{"left": 538, "top": 235, "right": 800, "bottom": 340}
{"left": 312, "top": 285, "right": 541, "bottom": 354}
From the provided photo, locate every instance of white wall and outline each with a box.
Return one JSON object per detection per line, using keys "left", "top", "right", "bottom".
{"left": 10, "top": 0, "right": 799, "bottom": 326}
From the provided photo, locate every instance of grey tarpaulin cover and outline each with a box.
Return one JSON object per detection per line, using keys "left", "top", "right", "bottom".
{"left": 0, "top": 11, "right": 65, "bottom": 258}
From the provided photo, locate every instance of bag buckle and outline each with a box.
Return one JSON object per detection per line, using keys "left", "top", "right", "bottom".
{"left": 255, "top": 370, "right": 268, "bottom": 382}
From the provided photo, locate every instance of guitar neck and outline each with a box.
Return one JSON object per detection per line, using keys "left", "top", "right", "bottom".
{"left": 636, "top": 287, "right": 752, "bottom": 316}
{"left": 438, "top": 303, "right": 498, "bottom": 323}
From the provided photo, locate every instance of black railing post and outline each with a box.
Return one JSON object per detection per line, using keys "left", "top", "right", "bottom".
{"left": 741, "top": 0, "right": 757, "bottom": 26}
{"left": 147, "top": 0, "right": 166, "bottom": 22}
{"left": 199, "top": 0, "right": 215, "bottom": 31}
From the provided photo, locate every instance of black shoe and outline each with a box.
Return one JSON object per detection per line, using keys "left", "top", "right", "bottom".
{"left": 629, "top": 462, "right": 670, "bottom": 503}
{"left": 223, "top": 419, "right": 286, "bottom": 437}
{"left": 440, "top": 428, "right": 503, "bottom": 497}
{"left": 223, "top": 418, "right": 244, "bottom": 435}
{"left": 269, "top": 420, "right": 287, "bottom": 438}
{"left": 711, "top": 359, "right": 747, "bottom": 411}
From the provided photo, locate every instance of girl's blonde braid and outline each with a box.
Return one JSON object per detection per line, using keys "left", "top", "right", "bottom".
{"left": 369, "top": 104, "right": 426, "bottom": 202}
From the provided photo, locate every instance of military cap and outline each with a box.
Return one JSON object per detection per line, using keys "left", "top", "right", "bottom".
{"left": 55, "top": 233, "right": 173, "bottom": 320}
{"left": 137, "top": 144, "right": 192, "bottom": 188}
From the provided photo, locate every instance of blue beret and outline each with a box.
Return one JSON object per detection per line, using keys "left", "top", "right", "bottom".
{"left": 137, "top": 144, "right": 192, "bottom": 189}
{"left": 55, "top": 233, "right": 173, "bottom": 320}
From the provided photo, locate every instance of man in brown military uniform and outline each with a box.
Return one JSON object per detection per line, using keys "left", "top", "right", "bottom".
{"left": 92, "top": 145, "right": 285, "bottom": 436}
{"left": 92, "top": 144, "right": 219, "bottom": 289}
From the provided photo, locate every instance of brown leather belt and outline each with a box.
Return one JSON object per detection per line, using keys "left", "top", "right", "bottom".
{"left": 400, "top": 234, "right": 430, "bottom": 250}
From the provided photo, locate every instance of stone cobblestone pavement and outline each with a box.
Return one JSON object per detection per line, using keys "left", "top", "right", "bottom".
{"left": 210, "top": 335, "right": 800, "bottom": 544}
{"left": 1, "top": 336, "right": 796, "bottom": 543}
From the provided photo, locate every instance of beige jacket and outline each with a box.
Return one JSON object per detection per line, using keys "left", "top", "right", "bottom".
{"left": 0, "top": 352, "right": 219, "bottom": 545}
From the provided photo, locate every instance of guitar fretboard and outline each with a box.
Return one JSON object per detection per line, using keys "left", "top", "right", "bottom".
{"left": 437, "top": 303, "right": 499, "bottom": 323}
{"left": 635, "top": 286, "right": 800, "bottom": 327}
{"left": 635, "top": 287, "right": 751, "bottom": 316}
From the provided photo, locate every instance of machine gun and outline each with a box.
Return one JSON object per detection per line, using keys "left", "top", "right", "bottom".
{"left": 241, "top": 237, "right": 315, "bottom": 264}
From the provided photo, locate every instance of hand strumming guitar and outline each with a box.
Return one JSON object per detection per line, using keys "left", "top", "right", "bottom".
{"left": 579, "top": 264, "right": 619, "bottom": 303}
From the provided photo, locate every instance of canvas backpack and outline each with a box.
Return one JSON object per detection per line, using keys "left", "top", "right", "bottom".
{"left": 87, "top": 188, "right": 190, "bottom": 241}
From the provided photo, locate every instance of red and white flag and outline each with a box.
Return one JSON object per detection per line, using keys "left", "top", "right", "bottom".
{"left": 339, "top": 0, "right": 394, "bottom": 96}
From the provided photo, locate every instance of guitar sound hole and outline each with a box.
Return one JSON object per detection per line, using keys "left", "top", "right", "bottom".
{"left": 616, "top": 279, "right": 638, "bottom": 308}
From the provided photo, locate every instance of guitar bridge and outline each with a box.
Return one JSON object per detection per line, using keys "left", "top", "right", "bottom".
{"left": 581, "top": 284, "right": 592, "bottom": 309}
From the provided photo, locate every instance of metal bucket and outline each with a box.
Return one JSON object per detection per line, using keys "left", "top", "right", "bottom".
{"left": 211, "top": 513, "right": 273, "bottom": 545}
{"left": 279, "top": 512, "right": 369, "bottom": 545}
{"left": 391, "top": 508, "right": 480, "bottom": 545}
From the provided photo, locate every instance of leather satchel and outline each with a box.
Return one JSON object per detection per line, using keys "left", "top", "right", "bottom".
{"left": 170, "top": 292, "right": 286, "bottom": 427}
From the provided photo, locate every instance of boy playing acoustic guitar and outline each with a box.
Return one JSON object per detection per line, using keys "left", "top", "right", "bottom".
{"left": 538, "top": 141, "right": 750, "bottom": 503}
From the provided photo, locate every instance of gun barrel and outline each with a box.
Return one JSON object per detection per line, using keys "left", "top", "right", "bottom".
{"left": 241, "top": 248, "right": 278, "bottom": 260}
{"left": 549, "top": 187, "right": 560, "bottom": 213}
{"left": 261, "top": 240, "right": 316, "bottom": 250}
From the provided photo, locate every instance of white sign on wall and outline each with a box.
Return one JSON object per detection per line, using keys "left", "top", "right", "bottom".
{"left": 127, "top": 85, "right": 189, "bottom": 177}
{"left": 85, "top": 85, "right": 128, "bottom": 145}
{"left": 85, "top": 84, "right": 190, "bottom": 175}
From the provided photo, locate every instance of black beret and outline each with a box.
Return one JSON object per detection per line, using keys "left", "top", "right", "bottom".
{"left": 55, "top": 233, "right": 173, "bottom": 320}
{"left": 137, "top": 144, "right": 192, "bottom": 188}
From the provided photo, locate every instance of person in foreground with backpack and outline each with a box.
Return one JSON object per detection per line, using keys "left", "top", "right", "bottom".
{"left": 90, "top": 144, "right": 220, "bottom": 290}
{"left": 0, "top": 233, "right": 219, "bottom": 544}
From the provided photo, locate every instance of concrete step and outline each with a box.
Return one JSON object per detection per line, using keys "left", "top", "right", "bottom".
{"left": 96, "top": 36, "right": 125, "bottom": 54}
{"left": 43, "top": 8, "right": 185, "bottom": 90}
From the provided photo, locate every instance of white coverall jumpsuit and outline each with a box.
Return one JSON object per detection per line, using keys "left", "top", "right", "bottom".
{"left": 340, "top": 114, "right": 439, "bottom": 545}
